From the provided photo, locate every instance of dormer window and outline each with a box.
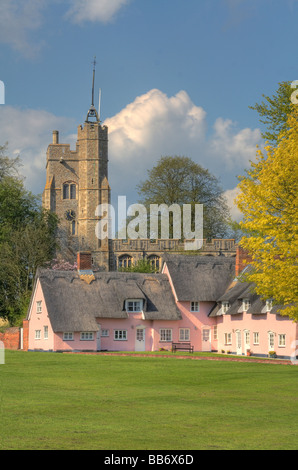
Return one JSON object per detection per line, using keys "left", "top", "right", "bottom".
{"left": 125, "top": 299, "right": 143, "bottom": 312}
{"left": 222, "top": 301, "right": 230, "bottom": 314}
{"left": 242, "top": 298, "right": 251, "bottom": 312}
{"left": 266, "top": 299, "right": 273, "bottom": 312}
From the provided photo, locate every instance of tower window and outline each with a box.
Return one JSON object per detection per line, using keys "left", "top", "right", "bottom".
{"left": 63, "top": 183, "right": 76, "bottom": 200}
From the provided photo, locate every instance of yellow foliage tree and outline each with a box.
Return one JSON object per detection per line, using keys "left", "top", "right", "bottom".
{"left": 236, "top": 112, "right": 298, "bottom": 321}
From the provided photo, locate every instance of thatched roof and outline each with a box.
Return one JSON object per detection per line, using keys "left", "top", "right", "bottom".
{"left": 164, "top": 254, "right": 236, "bottom": 302}
{"left": 33, "top": 269, "right": 181, "bottom": 332}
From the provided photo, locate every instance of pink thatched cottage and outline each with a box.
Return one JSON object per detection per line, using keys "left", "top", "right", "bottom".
{"left": 24, "top": 251, "right": 297, "bottom": 359}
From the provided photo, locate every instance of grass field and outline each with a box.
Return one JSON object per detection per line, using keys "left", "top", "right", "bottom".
{"left": 0, "top": 350, "right": 297, "bottom": 450}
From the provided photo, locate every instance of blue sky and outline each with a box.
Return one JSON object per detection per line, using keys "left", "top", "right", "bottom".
{"left": 0, "top": 0, "right": 297, "bottom": 220}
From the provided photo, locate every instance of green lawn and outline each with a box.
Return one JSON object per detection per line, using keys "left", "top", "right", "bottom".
{"left": 0, "top": 351, "right": 297, "bottom": 450}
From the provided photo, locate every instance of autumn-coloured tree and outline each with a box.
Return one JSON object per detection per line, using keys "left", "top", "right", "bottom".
{"left": 236, "top": 112, "right": 298, "bottom": 321}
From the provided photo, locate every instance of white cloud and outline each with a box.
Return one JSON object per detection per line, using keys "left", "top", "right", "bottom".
{"left": 0, "top": 106, "right": 75, "bottom": 194}
{"left": 0, "top": 0, "right": 47, "bottom": 57}
{"left": 223, "top": 187, "right": 242, "bottom": 222}
{"left": 66, "top": 0, "right": 130, "bottom": 24}
{"left": 103, "top": 89, "right": 262, "bottom": 207}
{"left": 0, "top": 89, "right": 262, "bottom": 223}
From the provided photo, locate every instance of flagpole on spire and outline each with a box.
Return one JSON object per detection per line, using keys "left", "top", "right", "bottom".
{"left": 86, "top": 56, "right": 100, "bottom": 123}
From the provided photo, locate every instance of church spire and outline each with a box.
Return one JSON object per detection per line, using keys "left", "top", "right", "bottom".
{"left": 85, "top": 56, "right": 100, "bottom": 123}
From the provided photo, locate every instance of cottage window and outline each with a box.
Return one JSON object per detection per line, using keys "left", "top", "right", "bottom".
{"left": 44, "top": 326, "right": 48, "bottom": 340}
{"left": 253, "top": 332, "right": 259, "bottom": 345}
{"left": 63, "top": 332, "right": 74, "bottom": 341}
{"left": 224, "top": 333, "right": 232, "bottom": 345}
{"left": 160, "top": 329, "right": 172, "bottom": 342}
{"left": 80, "top": 332, "right": 94, "bottom": 341}
{"left": 114, "top": 330, "right": 127, "bottom": 341}
{"left": 190, "top": 302, "right": 200, "bottom": 312}
{"left": 213, "top": 325, "right": 218, "bottom": 340}
{"left": 179, "top": 328, "right": 190, "bottom": 341}
{"left": 35, "top": 330, "right": 41, "bottom": 340}
{"left": 278, "top": 334, "right": 286, "bottom": 347}
{"left": 245, "top": 330, "right": 250, "bottom": 346}
{"left": 266, "top": 299, "right": 273, "bottom": 312}
{"left": 126, "top": 300, "right": 143, "bottom": 312}
{"left": 36, "top": 301, "right": 42, "bottom": 314}
{"left": 222, "top": 301, "right": 230, "bottom": 314}
{"left": 101, "top": 329, "right": 109, "bottom": 337}
{"left": 242, "top": 298, "right": 251, "bottom": 312}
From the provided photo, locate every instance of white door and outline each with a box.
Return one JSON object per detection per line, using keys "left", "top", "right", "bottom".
{"left": 135, "top": 328, "right": 145, "bottom": 352}
{"left": 202, "top": 328, "right": 211, "bottom": 352}
{"left": 96, "top": 329, "right": 101, "bottom": 351}
{"left": 236, "top": 330, "right": 242, "bottom": 355}
{"left": 268, "top": 332, "right": 275, "bottom": 352}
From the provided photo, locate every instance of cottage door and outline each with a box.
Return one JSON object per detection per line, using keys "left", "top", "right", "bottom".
{"left": 202, "top": 328, "right": 211, "bottom": 352}
{"left": 268, "top": 332, "right": 275, "bottom": 352}
{"left": 236, "top": 330, "right": 242, "bottom": 355}
{"left": 135, "top": 327, "right": 145, "bottom": 352}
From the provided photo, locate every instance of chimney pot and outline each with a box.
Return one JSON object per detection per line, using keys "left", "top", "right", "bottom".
{"left": 77, "top": 252, "right": 92, "bottom": 272}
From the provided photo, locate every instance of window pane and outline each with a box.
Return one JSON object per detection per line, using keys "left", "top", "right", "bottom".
{"left": 70, "top": 184, "right": 76, "bottom": 199}
{"left": 63, "top": 184, "right": 69, "bottom": 199}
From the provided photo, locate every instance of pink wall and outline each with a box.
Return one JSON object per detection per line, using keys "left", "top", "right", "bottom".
{"left": 28, "top": 280, "right": 55, "bottom": 351}
{"left": 216, "top": 310, "right": 297, "bottom": 357}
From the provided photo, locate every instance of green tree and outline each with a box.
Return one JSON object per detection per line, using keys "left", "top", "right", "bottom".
{"left": 137, "top": 156, "right": 230, "bottom": 240}
{"left": 0, "top": 148, "right": 58, "bottom": 324}
{"left": 249, "top": 81, "right": 295, "bottom": 145}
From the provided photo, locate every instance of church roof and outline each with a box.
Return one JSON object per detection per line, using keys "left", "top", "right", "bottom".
{"left": 33, "top": 269, "right": 182, "bottom": 332}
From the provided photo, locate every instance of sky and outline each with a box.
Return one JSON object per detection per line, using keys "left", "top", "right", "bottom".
{"left": 0, "top": 0, "right": 297, "bottom": 221}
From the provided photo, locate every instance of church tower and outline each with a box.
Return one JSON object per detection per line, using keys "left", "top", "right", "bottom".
{"left": 42, "top": 59, "right": 111, "bottom": 270}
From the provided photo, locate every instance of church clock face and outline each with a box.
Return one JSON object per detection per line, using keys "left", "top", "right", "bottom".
{"left": 65, "top": 209, "right": 76, "bottom": 221}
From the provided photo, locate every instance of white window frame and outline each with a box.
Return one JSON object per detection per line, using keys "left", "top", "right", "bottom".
{"left": 222, "top": 301, "right": 230, "bottom": 314}
{"left": 224, "top": 333, "right": 232, "bottom": 345}
{"left": 253, "top": 332, "right": 259, "bottom": 345}
{"left": 190, "top": 301, "right": 200, "bottom": 312}
{"left": 179, "top": 328, "right": 190, "bottom": 342}
{"left": 266, "top": 299, "right": 273, "bottom": 312}
{"left": 101, "top": 329, "right": 109, "bottom": 337}
{"left": 213, "top": 325, "right": 218, "bottom": 340}
{"left": 114, "top": 330, "right": 127, "bottom": 341}
{"left": 244, "top": 330, "right": 250, "bottom": 346}
{"left": 44, "top": 326, "right": 48, "bottom": 340}
{"left": 242, "top": 298, "right": 251, "bottom": 312}
{"left": 278, "top": 334, "right": 286, "bottom": 348}
{"left": 125, "top": 299, "right": 143, "bottom": 312}
{"left": 36, "top": 301, "right": 42, "bottom": 314}
{"left": 80, "top": 332, "right": 94, "bottom": 341}
{"left": 63, "top": 332, "right": 74, "bottom": 341}
{"left": 35, "top": 330, "right": 41, "bottom": 340}
{"left": 160, "top": 329, "right": 172, "bottom": 342}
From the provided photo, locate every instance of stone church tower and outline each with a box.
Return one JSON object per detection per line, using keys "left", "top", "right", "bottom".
{"left": 42, "top": 63, "right": 111, "bottom": 270}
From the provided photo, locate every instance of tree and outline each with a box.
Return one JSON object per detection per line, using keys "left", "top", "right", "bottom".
{"left": 137, "top": 156, "right": 231, "bottom": 240}
{"left": 0, "top": 148, "right": 58, "bottom": 325}
{"left": 249, "top": 81, "right": 295, "bottom": 145}
{"left": 236, "top": 111, "right": 298, "bottom": 321}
